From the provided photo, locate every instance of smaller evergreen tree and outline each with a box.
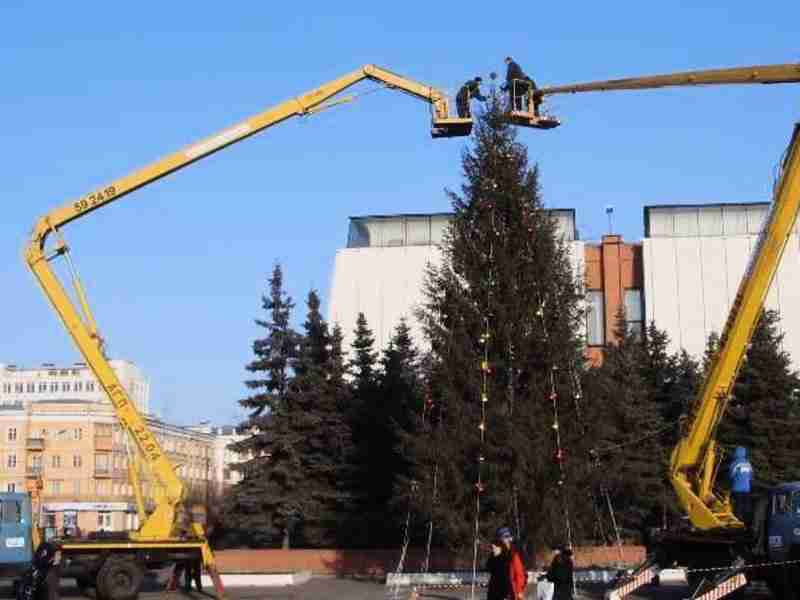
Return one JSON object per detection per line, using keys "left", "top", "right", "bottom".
{"left": 225, "top": 264, "right": 299, "bottom": 546}
{"left": 715, "top": 310, "right": 800, "bottom": 486}
{"left": 282, "top": 290, "right": 354, "bottom": 546}
{"left": 585, "top": 314, "right": 669, "bottom": 538}
{"left": 349, "top": 312, "right": 378, "bottom": 393}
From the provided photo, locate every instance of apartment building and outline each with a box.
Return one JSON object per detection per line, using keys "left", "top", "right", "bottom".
{"left": 0, "top": 360, "right": 149, "bottom": 413}
{"left": 188, "top": 424, "right": 248, "bottom": 493}
{"left": 0, "top": 363, "right": 217, "bottom": 535}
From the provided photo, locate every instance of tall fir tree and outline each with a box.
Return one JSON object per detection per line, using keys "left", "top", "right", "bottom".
{"left": 225, "top": 264, "right": 299, "bottom": 547}
{"left": 408, "top": 97, "right": 586, "bottom": 555}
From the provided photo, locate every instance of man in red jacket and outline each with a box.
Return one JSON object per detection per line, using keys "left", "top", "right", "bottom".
{"left": 496, "top": 527, "right": 527, "bottom": 599}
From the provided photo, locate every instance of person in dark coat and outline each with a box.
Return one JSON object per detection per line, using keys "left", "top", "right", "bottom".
{"left": 485, "top": 541, "right": 511, "bottom": 600}
{"left": 503, "top": 56, "right": 541, "bottom": 115}
{"left": 541, "top": 546, "right": 574, "bottom": 600}
{"left": 456, "top": 77, "right": 486, "bottom": 118}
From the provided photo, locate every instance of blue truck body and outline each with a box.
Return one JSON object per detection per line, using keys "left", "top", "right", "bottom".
{"left": 0, "top": 493, "right": 33, "bottom": 578}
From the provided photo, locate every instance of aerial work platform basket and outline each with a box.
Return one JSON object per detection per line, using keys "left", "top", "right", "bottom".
{"left": 431, "top": 116, "right": 473, "bottom": 138}
{"left": 499, "top": 80, "right": 560, "bottom": 129}
{"left": 503, "top": 110, "right": 560, "bottom": 129}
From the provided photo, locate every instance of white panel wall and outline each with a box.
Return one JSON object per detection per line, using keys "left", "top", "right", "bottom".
{"left": 329, "top": 242, "right": 585, "bottom": 356}
{"left": 643, "top": 231, "right": 800, "bottom": 364}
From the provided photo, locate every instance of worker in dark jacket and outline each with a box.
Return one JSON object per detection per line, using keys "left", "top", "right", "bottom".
{"left": 456, "top": 77, "right": 485, "bottom": 118}
{"left": 503, "top": 56, "right": 540, "bottom": 115}
{"left": 485, "top": 541, "right": 511, "bottom": 600}
{"left": 540, "top": 546, "right": 574, "bottom": 600}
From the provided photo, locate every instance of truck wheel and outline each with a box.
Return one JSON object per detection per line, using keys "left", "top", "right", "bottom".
{"left": 96, "top": 557, "right": 143, "bottom": 600}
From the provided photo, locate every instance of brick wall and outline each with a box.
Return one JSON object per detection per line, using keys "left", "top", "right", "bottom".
{"left": 213, "top": 546, "right": 646, "bottom": 575}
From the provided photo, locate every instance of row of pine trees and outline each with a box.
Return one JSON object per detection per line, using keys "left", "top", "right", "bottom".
{"left": 219, "top": 97, "right": 800, "bottom": 555}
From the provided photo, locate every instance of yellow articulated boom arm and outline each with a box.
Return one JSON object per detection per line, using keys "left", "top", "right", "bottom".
{"left": 24, "top": 65, "right": 466, "bottom": 541}
{"left": 538, "top": 63, "right": 800, "bottom": 531}
{"left": 670, "top": 126, "right": 800, "bottom": 530}
{"left": 539, "top": 63, "right": 800, "bottom": 96}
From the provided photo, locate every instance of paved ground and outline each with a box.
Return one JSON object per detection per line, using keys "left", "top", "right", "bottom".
{"left": 0, "top": 578, "right": 774, "bottom": 600}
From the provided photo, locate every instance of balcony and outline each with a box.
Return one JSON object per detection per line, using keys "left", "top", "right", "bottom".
{"left": 94, "top": 435, "right": 113, "bottom": 452}
{"left": 26, "top": 465, "right": 43, "bottom": 478}
{"left": 26, "top": 438, "right": 45, "bottom": 451}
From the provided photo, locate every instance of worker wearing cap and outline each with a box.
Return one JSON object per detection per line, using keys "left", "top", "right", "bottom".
{"left": 496, "top": 526, "right": 527, "bottom": 600}
{"left": 456, "top": 77, "right": 486, "bottom": 118}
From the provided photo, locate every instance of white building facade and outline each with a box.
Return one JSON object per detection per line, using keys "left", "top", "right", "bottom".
{"left": 0, "top": 360, "right": 150, "bottom": 414}
{"left": 328, "top": 211, "right": 584, "bottom": 353}
{"left": 642, "top": 202, "right": 800, "bottom": 361}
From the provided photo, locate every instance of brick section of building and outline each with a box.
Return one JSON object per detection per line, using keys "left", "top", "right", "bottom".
{"left": 212, "top": 546, "right": 646, "bottom": 575}
{"left": 585, "top": 235, "right": 643, "bottom": 365}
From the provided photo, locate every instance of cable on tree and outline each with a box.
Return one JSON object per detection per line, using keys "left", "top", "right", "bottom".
{"left": 470, "top": 203, "right": 495, "bottom": 600}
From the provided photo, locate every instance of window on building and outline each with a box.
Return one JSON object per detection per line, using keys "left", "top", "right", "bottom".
{"left": 52, "top": 455, "right": 61, "bottom": 468}
{"left": 95, "top": 454, "right": 110, "bottom": 474}
{"left": 586, "top": 290, "right": 605, "bottom": 346}
{"left": 43, "top": 512, "right": 56, "bottom": 528}
{"left": 38, "top": 383, "right": 47, "bottom": 393}
{"left": 14, "top": 383, "right": 23, "bottom": 393}
{"left": 73, "top": 428, "right": 82, "bottom": 441}
{"left": 7, "top": 427, "right": 17, "bottom": 442}
{"left": 62, "top": 382, "right": 71, "bottom": 393}
{"left": 75, "top": 382, "right": 83, "bottom": 392}
{"left": 40, "top": 429, "right": 48, "bottom": 439}
{"left": 73, "top": 455, "right": 82, "bottom": 468}
{"left": 1, "top": 383, "right": 10, "bottom": 393}
{"left": 624, "top": 289, "right": 644, "bottom": 338}
{"left": 7, "top": 454, "right": 16, "bottom": 468}
{"left": 223, "top": 468, "right": 231, "bottom": 481}
{"left": 6, "top": 482, "right": 16, "bottom": 493}
{"left": 73, "top": 480, "right": 81, "bottom": 495}
{"left": 59, "top": 370, "right": 68, "bottom": 376}
{"left": 49, "top": 383, "right": 58, "bottom": 393}
{"left": 95, "top": 424, "right": 112, "bottom": 438}
{"left": 49, "top": 480, "right": 62, "bottom": 495}
{"left": 98, "top": 511, "right": 112, "bottom": 531}
{"left": 26, "top": 383, "right": 35, "bottom": 393}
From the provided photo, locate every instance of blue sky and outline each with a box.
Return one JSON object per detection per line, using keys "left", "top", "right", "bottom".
{"left": 2, "top": 1, "right": 798, "bottom": 425}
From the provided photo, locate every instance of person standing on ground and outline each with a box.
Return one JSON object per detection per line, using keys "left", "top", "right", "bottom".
{"left": 496, "top": 527, "right": 527, "bottom": 600}
{"left": 541, "top": 546, "right": 574, "bottom": 600}
{"left": 729, "top": 446, "right": 754, "bottom": 523}
{"left": 456, "top": 77, "right": 486, "bottom": 118}
{"left": 486, "top": 540, "right": 511, "bottom": 600}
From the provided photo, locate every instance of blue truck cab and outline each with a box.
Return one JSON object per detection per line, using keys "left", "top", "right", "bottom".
{"left": 766, "top": 481, "right": 800, "bottom": 561}
{"left": 0, "top": 493, "right": 33, "bottom": 579}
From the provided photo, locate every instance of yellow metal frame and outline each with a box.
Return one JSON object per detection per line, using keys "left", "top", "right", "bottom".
{"left": 670, "top": 125, "right": 800, "bottom": 530}
{"left": 23, "top": 64, "right": 467, "bottom": 589}
{"left": 540, "top": 63, "right": 800, "bottom": 531}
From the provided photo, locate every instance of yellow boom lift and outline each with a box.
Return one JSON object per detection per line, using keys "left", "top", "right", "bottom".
{"left": 24, "top": 64, "right": 471, "bottom": 600}
{"left": 534, "top": 64, "right": 800, "bottom": 599}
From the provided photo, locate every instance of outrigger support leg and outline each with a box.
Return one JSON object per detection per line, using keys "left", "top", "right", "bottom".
{"left": 605, "top": 557, "right": 660, "bottom": 600}
{"left": 687, "top": 568, "right": 747, "bottom": 600}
